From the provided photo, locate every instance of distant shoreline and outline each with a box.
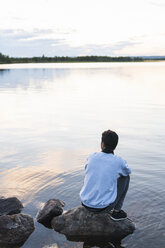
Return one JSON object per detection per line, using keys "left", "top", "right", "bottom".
{"left": 1, "top": 60, "right": 165, "bottom": 65}
{"left": 1, "top": 53, "right": 165, "bottom": 64}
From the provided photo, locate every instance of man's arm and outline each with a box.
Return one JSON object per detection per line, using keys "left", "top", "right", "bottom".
{"left": 119, "top": 159, "right": 131, "bottom": 176}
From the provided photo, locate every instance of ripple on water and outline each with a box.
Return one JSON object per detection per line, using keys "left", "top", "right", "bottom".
{"left": 0, "top": 63, "right": 165, "bottom": 247}
{"left": 1, "top": 163, "right": 164, "bottom": 248}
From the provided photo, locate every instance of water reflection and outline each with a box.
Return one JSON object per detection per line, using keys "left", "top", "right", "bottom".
{"left": 67, "top": 237, "right": 125, "bottom": 248}
{"left": 0, "top": 69, "right": 9, "bottom": 75}
{"left": 82, "top": 241, "right": 124, "bottom": 248}
{"left": 0, "top": 161, "right": 84, "bottom": 209}
{"left": 0, "top": 243, "right": 123, "bottom": 248}
{"left": 41, "top": 239, "right": 125, "bottom": 248}
{"left": 0, "top": 68, "right": 71, "bottom": 90}
{"left": 0, "top": 62, "right": 165, "bottom": 248}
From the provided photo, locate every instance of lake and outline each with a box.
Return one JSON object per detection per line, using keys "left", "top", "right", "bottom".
{"left": 0, "top": 62, "right": 165, "bottom": 248}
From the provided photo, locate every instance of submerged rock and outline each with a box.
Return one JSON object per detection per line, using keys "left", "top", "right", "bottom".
{"left": 0, "top": 213, "right": 35, "bottom": 247}
{"left": 0, "top": 197, "right": 23, "bottom": 216}
{"left": 51, "top": 206, "right": 135, "bottom": 242}
{"left": 36, "top": 199, "right": 65, "bottom": 228}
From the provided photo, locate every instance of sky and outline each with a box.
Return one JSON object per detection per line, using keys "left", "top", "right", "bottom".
{"left": 0, "top": 0, "right": 165, "bottom": 57}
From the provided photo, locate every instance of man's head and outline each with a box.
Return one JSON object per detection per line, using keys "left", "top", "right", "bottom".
{"left": 101, "top": 130, "right": 119, "bottom": 153}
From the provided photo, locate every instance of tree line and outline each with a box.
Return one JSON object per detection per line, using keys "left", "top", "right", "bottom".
{"left": 0, "top": 52, "right": 164, "bottom": 64}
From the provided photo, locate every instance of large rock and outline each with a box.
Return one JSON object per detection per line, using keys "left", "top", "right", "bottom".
{"left": 0, "top": 197, "right": 23, "bottom": 216}
{"left": 36, "top": 199, "right": 65, "bottom": 228}
{"left": 0, "top": 213, "right": 35, "bottom": 247}
{"left": 51, "top": 206, "right": 135, "bottom": 242}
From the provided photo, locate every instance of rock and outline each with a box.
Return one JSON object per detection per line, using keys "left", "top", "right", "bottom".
{"left": 51, "top": 206, "right": 135, "bottom": 242}
{"left": 36, "top": 199, "right": 65, "bottom": 228}
{"left": 0, "top": 213, "right": 35, "bottom": 247}
{"left": 0, "top": 197, "right": 23, "bottom": 216}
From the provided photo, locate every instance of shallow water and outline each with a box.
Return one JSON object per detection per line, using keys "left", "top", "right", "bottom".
{"left": 0, "top": 62, "right": 165, "bottom": 248}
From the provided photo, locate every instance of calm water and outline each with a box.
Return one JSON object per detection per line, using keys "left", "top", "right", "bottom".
{"left": 0, "top": 62, "right": 165, "bottom": 248}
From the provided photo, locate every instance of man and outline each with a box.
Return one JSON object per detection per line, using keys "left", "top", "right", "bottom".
{"left": 80, "top": 130, "right": 131, "bottom": 220}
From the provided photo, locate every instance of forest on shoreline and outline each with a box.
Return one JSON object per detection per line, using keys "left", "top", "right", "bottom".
{"left": 0, "top": 52, "right": 165, "bottom": 64}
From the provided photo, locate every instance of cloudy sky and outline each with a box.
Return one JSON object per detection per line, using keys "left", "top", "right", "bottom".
{"left": 0, "top": 0, "right": 165, "bottom": 57}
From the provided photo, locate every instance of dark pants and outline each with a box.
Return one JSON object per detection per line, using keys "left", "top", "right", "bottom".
{"left": 83, "top": 175, "right": 130, "bottom": 213}
{"left": 105, "top": 174, "right": 130, "bottom": 212}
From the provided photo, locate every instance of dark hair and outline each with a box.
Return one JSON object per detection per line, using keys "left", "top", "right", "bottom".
{"left": 101, "top": 130, "right": 119, "bottom": 153}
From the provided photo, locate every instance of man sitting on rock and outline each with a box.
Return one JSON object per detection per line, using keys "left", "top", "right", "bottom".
{"left": 80, "top": 129, "right": 131, "bottom": 221}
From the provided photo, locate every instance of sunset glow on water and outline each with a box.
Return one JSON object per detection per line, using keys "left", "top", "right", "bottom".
{"left": 0, "top": 62, "right": 165, "bottom": 247}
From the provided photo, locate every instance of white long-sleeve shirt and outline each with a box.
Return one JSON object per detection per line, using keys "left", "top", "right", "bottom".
{"left": 80, "top": 152, "right": 131, "bottom": 209}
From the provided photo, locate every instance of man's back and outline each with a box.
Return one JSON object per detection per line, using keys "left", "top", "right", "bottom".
{"left": 80, "top": 152, "right": 131, "bottom": 209}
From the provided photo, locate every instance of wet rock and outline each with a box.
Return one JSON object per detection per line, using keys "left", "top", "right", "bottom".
{"left": 36, "top": 199, "right": 65, "bottom": 228}
{"left": 51, "top": 206, "right": 135, "bottom": 242}
{"left": 0, "top": 213, "right": 35, "bottom": 247}
{"left": 0, "top": 197, "right": 23, "bottom": 216}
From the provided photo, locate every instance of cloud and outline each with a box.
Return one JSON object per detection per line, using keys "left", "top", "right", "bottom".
{"left": 0, "top": 28, "right": 75, "bottom": 40}
{"left": 1, "top": 0, "right": 165, "bottom": 57}
{"left": 0, "top": 29, "right": 71, "bottom": 56}
{"left": 66, "top": 40, "right": 140, "bottom": 57}
{"left": 0, "top": 28, "right": 164, "bottom": 57}
{"left": 148, "top": 0, "right": 165, "bottom": 7}
{"left": 0, "top": 28, "right": 141, "bottom": 57}
{"left": 1, "top": 29, "right": 58, "bottom": 39}
{"left": 0, "top": 37, "right": 66, "bottom": 57}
